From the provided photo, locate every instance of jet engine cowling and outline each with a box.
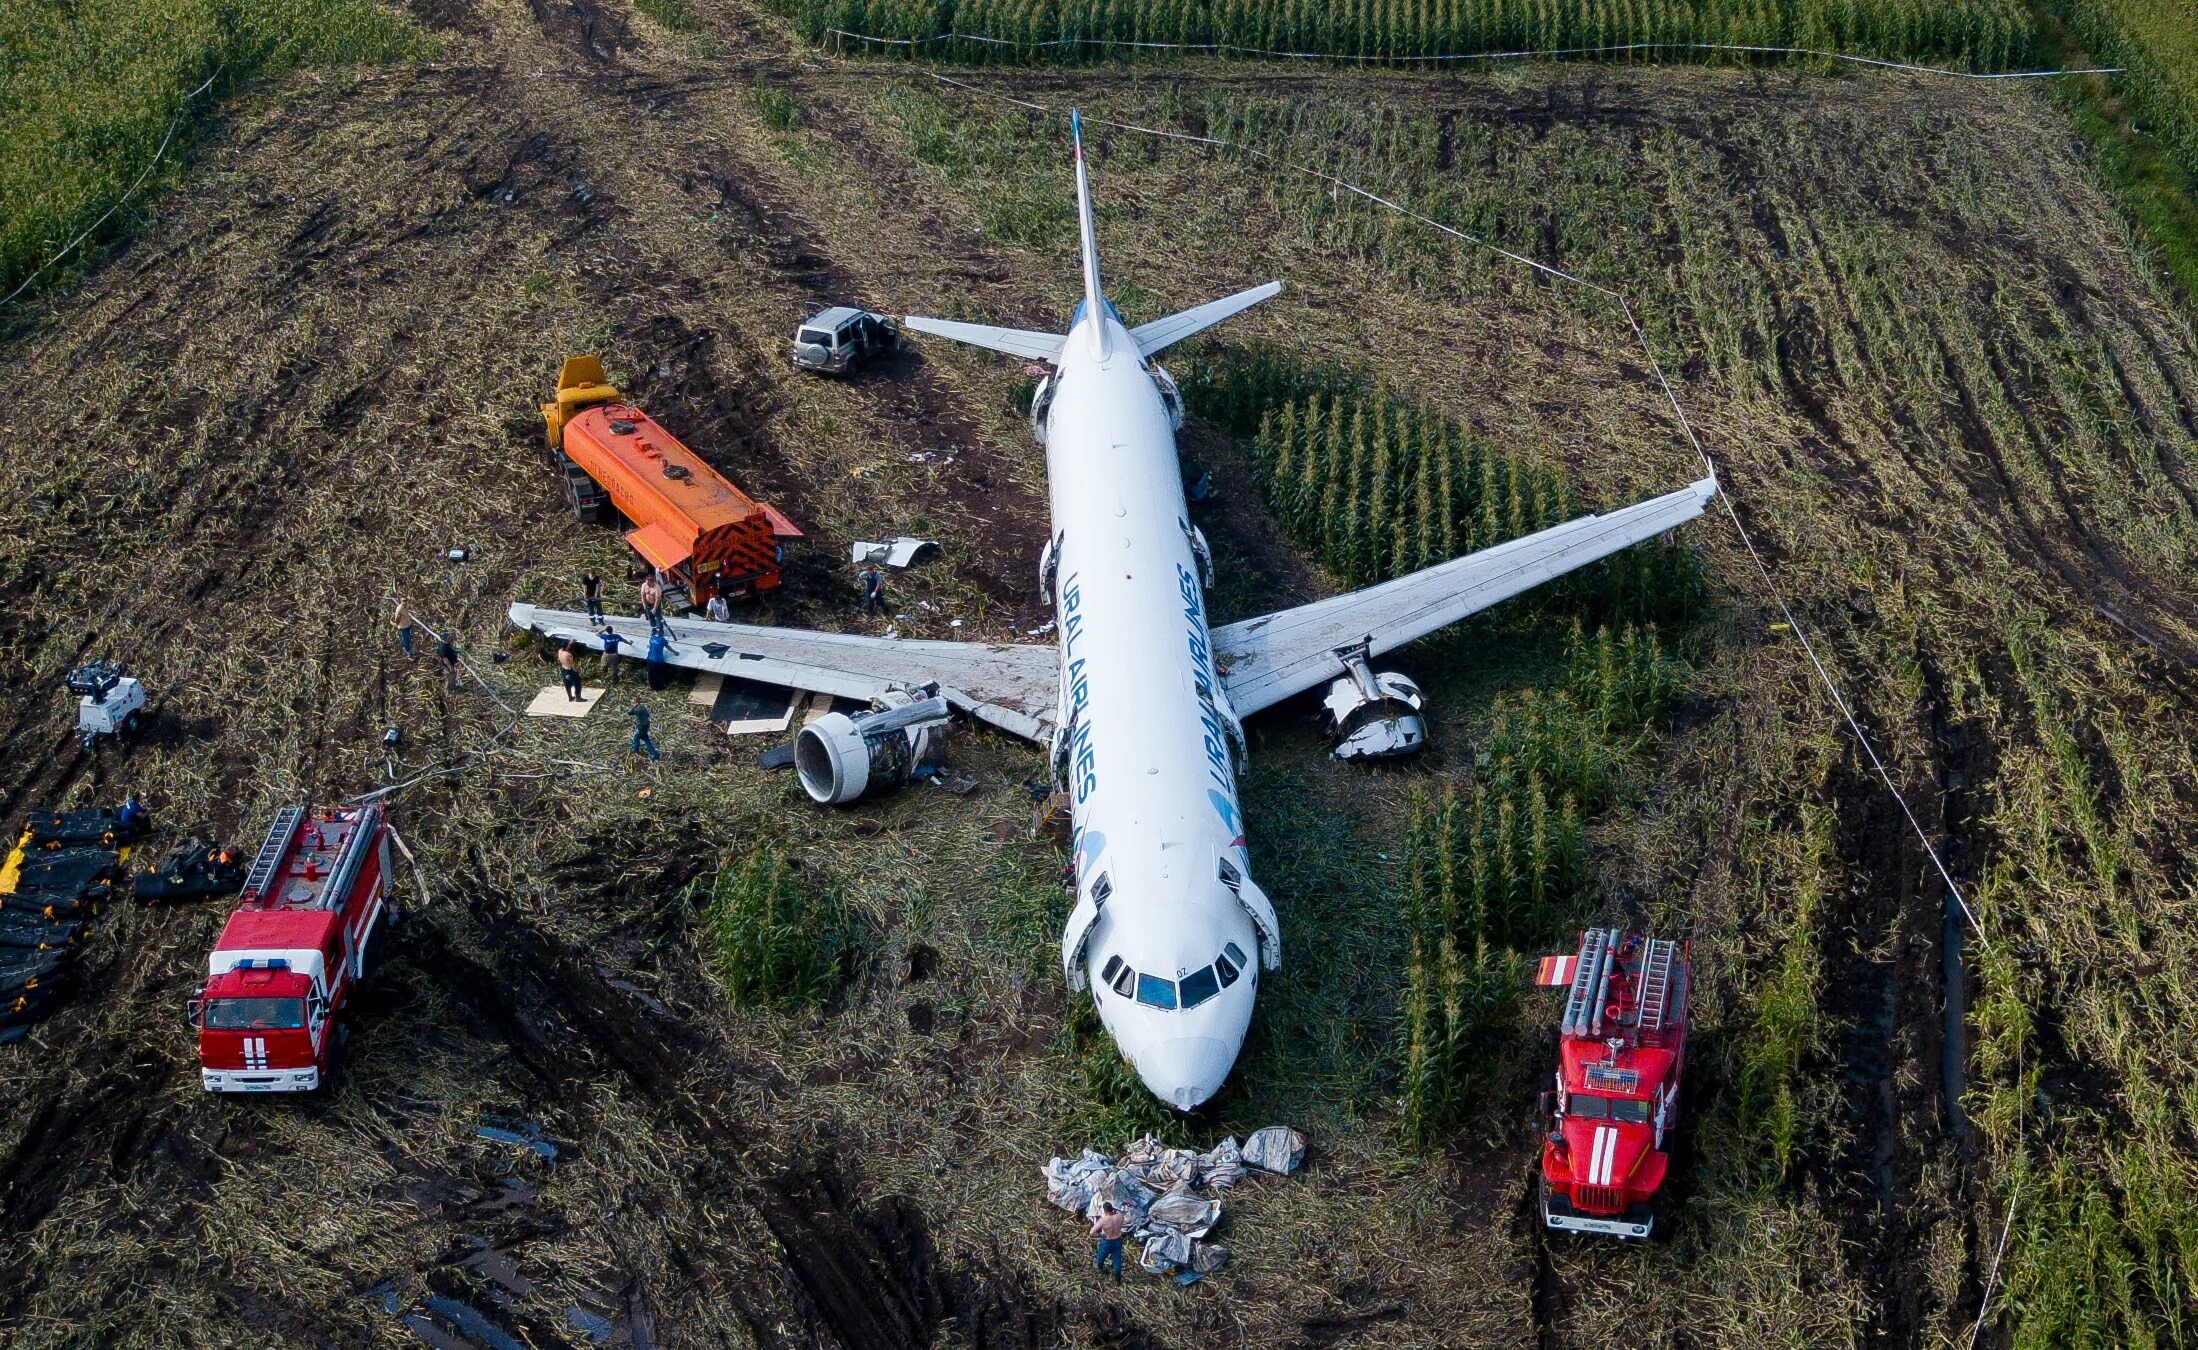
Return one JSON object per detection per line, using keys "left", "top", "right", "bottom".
{"left": 793, "top": 692, "right": 950, "bottom": 805}
{"left": 1322, "top": 642, "right": 1428, "bottom": 761}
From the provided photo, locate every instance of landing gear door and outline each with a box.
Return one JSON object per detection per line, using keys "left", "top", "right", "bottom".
{"left": 1061, "top": 889, "right": 1101, "bottom": 992}
{"left": 1236, "top": 875, "right": 1282, "bottom": 971}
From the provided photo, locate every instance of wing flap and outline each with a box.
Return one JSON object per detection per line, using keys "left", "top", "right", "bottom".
{"left": 1216, "top": 476, "right": 1716, "bottom": 717}
{"left": 509, "top": 604, "right": 1060, "bottom": 741}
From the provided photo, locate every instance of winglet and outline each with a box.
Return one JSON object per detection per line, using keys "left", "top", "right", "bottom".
{"left": 1071, "top": 109, "right": 1108, "bottom": 360}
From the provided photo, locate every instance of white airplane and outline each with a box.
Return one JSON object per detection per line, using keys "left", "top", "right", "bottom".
{"left": 509, "top": 111, "right": 1718, "bottom": 1110}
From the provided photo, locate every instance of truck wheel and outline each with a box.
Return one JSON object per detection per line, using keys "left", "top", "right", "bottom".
{"left": 122, "top": 711, "right": 143, "bottom": 737}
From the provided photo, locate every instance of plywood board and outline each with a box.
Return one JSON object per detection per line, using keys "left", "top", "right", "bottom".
{"left": 525, "top": 685, "right": 606, "bottom": 718}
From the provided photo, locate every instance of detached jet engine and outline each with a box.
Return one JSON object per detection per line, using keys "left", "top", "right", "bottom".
{"left": 1321, "top": 641, "right": 1427, "bottom": 761}
{"left": 793, "top": 689, "right": 951, "bottom": 805}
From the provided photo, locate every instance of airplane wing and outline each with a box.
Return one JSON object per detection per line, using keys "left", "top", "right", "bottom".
{"left": 901, "top": 316, "right": 1066, "bottom": 363}
{"left": 1213, "top": 476, "right": 1718, "bottom": 717}
{"left": 1129, "top": 281, "right": 1283, "bottom": 358}
{"left": 508, "top": 604, "right": 1060, "bottom": 742}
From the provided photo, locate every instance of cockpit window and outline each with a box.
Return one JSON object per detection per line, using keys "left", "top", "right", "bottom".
{"left": 1108, "top": 962, "right": 1136, "bottom": 998}
{"left": 1224, "top": 942, "right": 1248, "bottom": 968}
{"left": 1178, "top": 965, "right": 1221, "bottom": 1009}
{"left": 1214, "top": 951, "right": 1239, "bottom": 988}
{"left": 1101, "top": 955, "right": 1125, "bottom": 985}
{"left": 1135, "top": 972, "right": 1178, "bottom": 1010}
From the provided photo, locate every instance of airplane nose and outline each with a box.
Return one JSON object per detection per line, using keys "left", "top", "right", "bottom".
{"left": 1133, "top": 1036, "right": 1236, "bottom": 1111}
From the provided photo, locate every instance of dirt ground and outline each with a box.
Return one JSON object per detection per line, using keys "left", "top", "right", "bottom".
{"left": 4, "top": 2, "right": 2197, "bottom": 1346}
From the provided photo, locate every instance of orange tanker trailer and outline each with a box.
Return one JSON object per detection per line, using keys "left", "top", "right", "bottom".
{"left": 541, "top": 355, "right": 802, "bottom": 608}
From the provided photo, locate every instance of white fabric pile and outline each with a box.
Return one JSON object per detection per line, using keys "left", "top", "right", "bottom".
{"left": 1041, "top": 1127, "right": 1305, "bottom": 1283}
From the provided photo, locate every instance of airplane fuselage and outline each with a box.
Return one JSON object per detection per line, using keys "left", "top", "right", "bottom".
{"left": 1045, "top": 310, "right": 1264, "bottom": 1110}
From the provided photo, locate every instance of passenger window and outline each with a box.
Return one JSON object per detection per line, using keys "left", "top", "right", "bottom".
{"left": 1610, "top": 1098, "right": 1651, "bottom": 1125}
{"left": 1214, "top": 953, "right": 1239, "bottom": 988}
{"left": 1179, "top": 965, "right": 1221, "bottom": 1009}
{"left": 1109, "top": 963, "right": 1137, "bottom": 998}
{"left": 1135, "top": 972, "right": 1178, "bottom": 1010}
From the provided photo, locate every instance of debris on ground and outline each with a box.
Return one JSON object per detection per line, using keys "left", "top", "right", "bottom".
{"left": 850, "top": 537, "right": 940, "bottom": 569}
{"left": 1, "top": 809, "right": 131, "bottom": 1042}
{"left": 132, "top": 839, "right": 244, "bottom": 904}
{"left": 524, "top": 685, "right": 606, "bottom": 718}
{"left": 1042, "top": 1128, "right": 1303, "bottom": 1283}
{"left": 475, "top": 1115, "right": 558, "bottom": 1164}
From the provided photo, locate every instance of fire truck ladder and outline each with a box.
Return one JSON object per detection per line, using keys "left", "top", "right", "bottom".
{"left": 240, "top": 805, "right": 308, "bottom": 902}
{"left": 1561, "top": 927, "right": 1612, "bottom": 1039}
{"left": 1637, "top": 937, "right": 1678, "bottom": 1036}
{"left": 316, "top": 805, "right": 382, "bottom": 912}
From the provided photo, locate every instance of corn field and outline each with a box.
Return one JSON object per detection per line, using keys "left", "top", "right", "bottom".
{"left": 1184, "top": 350, "right": 1703, "bottom": 624}
{"left": 2066, "top": 0, "right": 2198, "bottom": 182}
{"left": 697, "top": 843, "right": 851, "bottom": 1007}
{"left": 1396, "top": 622, "right": 1681, "bottom": 1148}
{"left": 784, "top": 0, "right": 2037, "bottom": 69}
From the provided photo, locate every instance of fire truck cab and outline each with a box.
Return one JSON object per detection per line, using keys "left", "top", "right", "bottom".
{"left": 1535, "top": 927, "right": 1689, "bottom": 1239}
{"left": 191, "top": 805, "right": 391, "bottom": 1093}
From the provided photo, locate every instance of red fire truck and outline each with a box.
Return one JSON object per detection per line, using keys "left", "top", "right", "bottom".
{"left": 1534, "top": 927, "right": 1690, "bottom": 1239}
{"left": 189, "top": 804, "right": 392, "bottom": 1093}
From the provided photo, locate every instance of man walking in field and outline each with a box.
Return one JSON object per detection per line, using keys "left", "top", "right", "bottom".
{"left": 393, "top": 599, "right": 416, "bottom": 659}
{"left": 626, "top": 699, "right": 660, "bottom": 761}
{"left": 436, "top": 632, "right": 461, "bottom": 690}
{"left": 558, "top": 642, "right": 584, "bottom": 702}
{"left": 859, "top": 563, "right": 884, "bottom": 616}
{"left": 1089, "top": 1203, "right": 1125, "bottom": 1285}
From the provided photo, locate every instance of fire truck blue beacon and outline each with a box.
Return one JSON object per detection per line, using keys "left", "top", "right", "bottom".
{"left": 510, "top": 110, "right": 1717, "bottom": 1109}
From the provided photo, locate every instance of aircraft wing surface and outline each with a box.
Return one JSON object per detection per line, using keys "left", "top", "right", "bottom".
{"left": 508, "top": 604, "right": 1060, "bottom": 741}
{"left": 901, "top": 317, "right": 1066, "bottom": 363}
{"left": 1213, "top": 476, "right": 1718, "bottom": 717}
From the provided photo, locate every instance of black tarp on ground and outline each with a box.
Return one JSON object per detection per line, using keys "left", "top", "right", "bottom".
{"left": 2, "top": 886, "right": 104, "bottom": 919}
{"left": 0, "top": 949, "right": 68, "bottom": 993}
{"left": 24, "top": 808, "right": 128, "bottom": 849}
{"left": 0, "top": 910, "right": 85, "bottom": 950}
{"left": 132, "top": 841, "right": 243, "bottom": 904}
{"left": 14, "top": 847, "right": 120, "bottom": 894}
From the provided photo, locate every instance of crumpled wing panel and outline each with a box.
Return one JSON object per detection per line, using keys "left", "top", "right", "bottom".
{"left": 1214, "top": 476, "right": 1717, "bottom": 717}
{"left": 508, "top": 604, "right": 1060, "bottom": 742}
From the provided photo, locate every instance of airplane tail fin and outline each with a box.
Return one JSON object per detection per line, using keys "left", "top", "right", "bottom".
{"left": 904, "top": 112, "right": 1277, "bottom": 366}
{"left": 1071, "top": 109, "right": 1107, "bottom": 358}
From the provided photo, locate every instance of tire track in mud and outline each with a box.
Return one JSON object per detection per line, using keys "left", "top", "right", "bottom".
{"left": 410, "top": 866, "right": 1150, "bottom": 1350}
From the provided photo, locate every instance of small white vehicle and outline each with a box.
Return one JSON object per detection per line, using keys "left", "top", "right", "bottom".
{"left": 791, "top": 305, "right": 897, "bottom": 375}
{"left": 68, "top": 660, "right": 146, "bottom": 752}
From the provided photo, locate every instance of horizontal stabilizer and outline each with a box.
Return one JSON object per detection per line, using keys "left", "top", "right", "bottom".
{"left": 902, "top": 316, "right": 1065, "bottom": 363}
{"left": 1130, "top": 281, "right": 1282, "bottom": 357}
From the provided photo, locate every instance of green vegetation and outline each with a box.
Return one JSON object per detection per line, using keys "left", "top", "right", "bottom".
{"left": 697, "top": 843, "right": 852, "bottom": 1007}
{"left": 639, "top": 0, "right": 700, "bottom": 31}
{"left": 2065, "top": 0, "right": 2198, "bottom": 182}
{"left": 0, "top": 0, "right": 418, "bottom": 304}
{"left": 783, "top": 0, "right": 2035, "bottom": 68}
{"left": 750, "top": 74, "right": 798, "bottom": 131}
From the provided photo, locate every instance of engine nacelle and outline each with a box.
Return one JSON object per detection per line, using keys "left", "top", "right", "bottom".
{"left": 1322, "top": 643, "right": 1427, "bottom": 761}
{"left": 793, "top": 692, "right": 950, "bottom": 805}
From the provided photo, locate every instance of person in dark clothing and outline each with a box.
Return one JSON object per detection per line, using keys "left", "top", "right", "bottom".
{"left": 437, "top": 632, "right": 461, "bottom": 689}
{"left": 860, "top": 563, "right": 884, "bottom": 616}
{"left": 1090, "top": 1203, "right": 1125, "bottom": 1284}
{"left": 582, "top": 572, "right": 604, "bottom": 624}
{"left": 626, "top": 700, "right": 659, "bottom": 760}
{"left": 558, "top": 643, "right": 584, "bottom": 701}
